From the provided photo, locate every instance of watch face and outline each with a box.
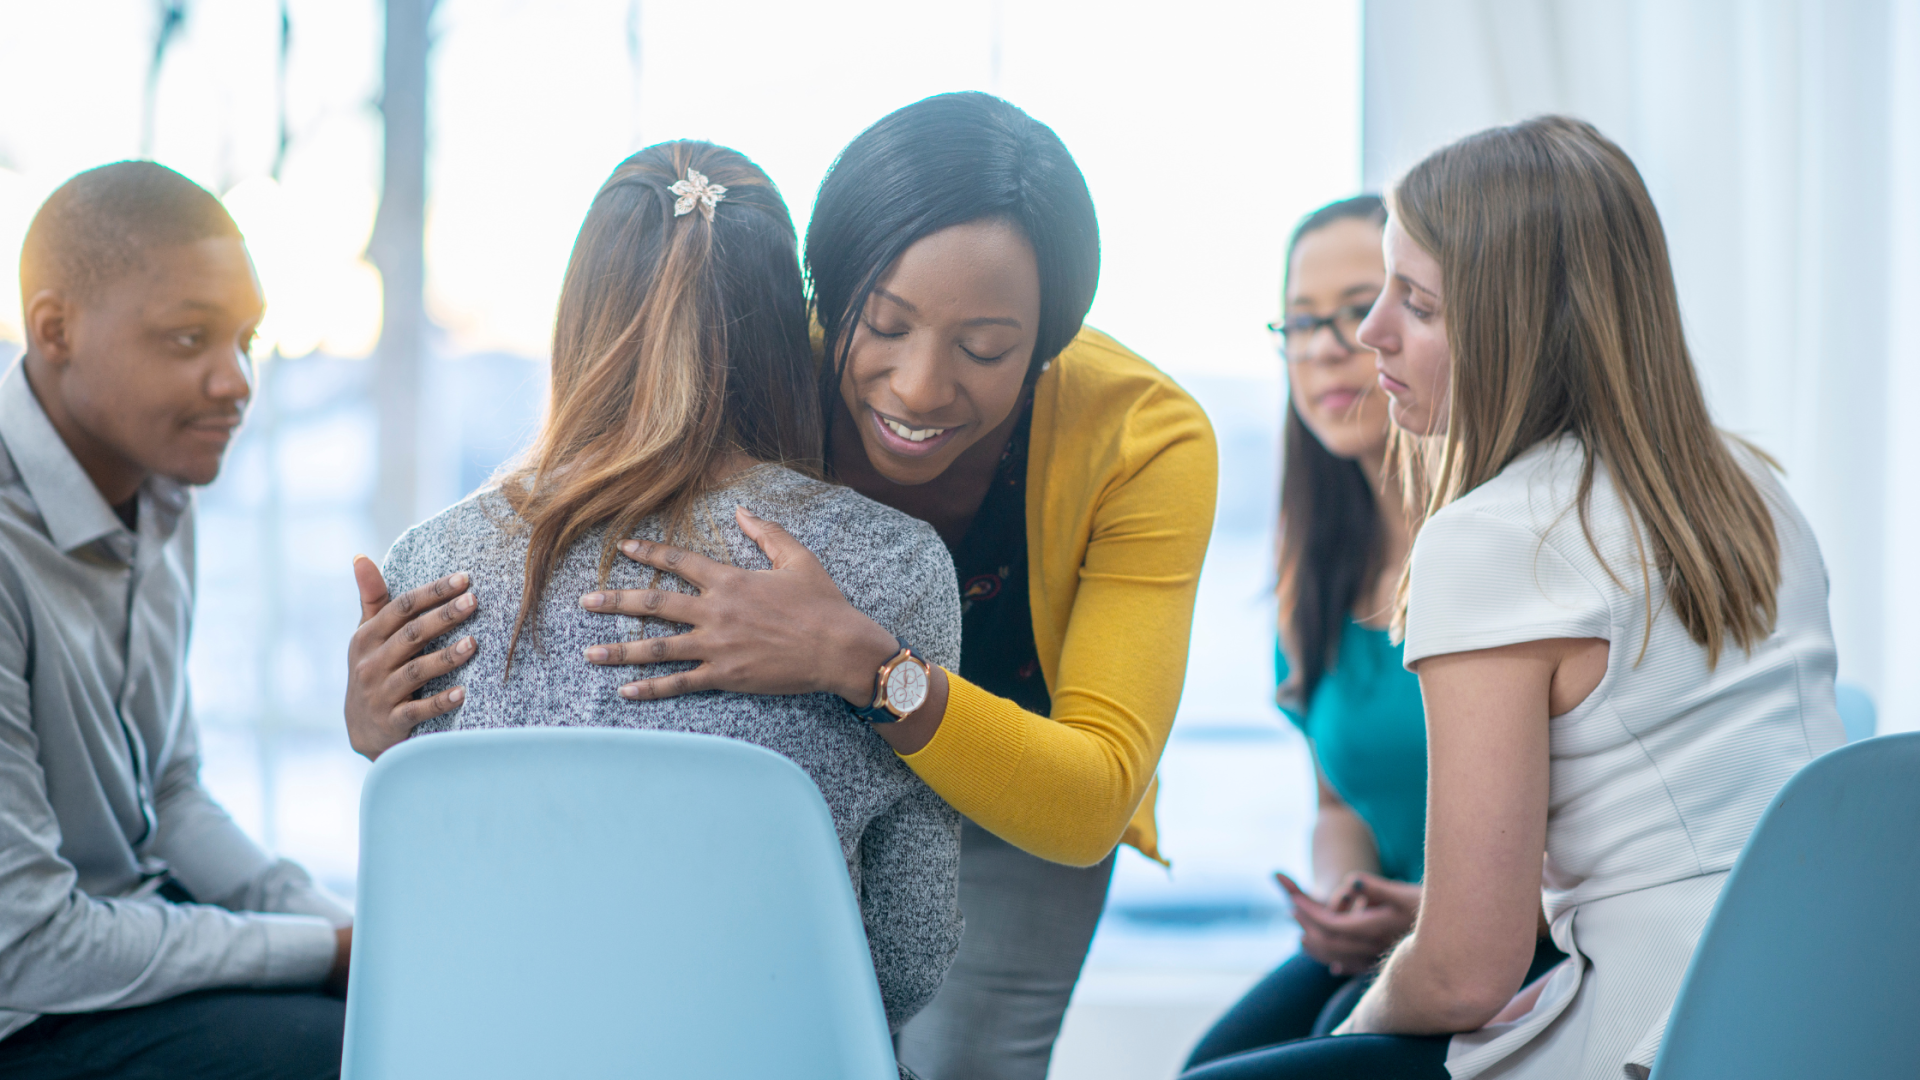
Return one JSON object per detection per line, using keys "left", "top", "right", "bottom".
{"left": 886, "top": 657, "right": 929, "bottom": 715}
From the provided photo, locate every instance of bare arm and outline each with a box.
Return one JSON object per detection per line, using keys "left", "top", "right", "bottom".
{"left": 1339, "top": 637, "right": 1603, "bottom": 1035}
{"left": 1311, "top": 766, "right": 1381, "bottom": 899}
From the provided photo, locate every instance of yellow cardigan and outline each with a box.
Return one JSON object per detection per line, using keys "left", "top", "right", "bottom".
{"left": 900, "top": 327, "right": 1217, "bottom": 867}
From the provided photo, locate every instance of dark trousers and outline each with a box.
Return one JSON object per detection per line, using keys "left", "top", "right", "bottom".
{"left": 0, "top": 988, "right": 344, "bottom": 1080}
{"left": 1181, "top": 936, "right": 1568, "bottom": 1079}
{"left": 1182, "top": 1032, "right": 1452, "bottom": 1079}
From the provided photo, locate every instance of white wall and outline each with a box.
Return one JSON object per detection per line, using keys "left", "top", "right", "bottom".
{"left": 1362, "top": 0, "right": 1920, "bottom": 732}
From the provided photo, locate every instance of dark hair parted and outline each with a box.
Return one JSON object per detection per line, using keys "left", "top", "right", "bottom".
{"left": 805, "top": 92, "right": 1101, "bottom": 415}
{"left": 20, "top": 160, "right": 241, "bottom": 304}
{"left": 499, "top": 141, "right": 820, "bottom": 665}
{"left": 1277, "top": 195, "right": 1388, "bottom": 711}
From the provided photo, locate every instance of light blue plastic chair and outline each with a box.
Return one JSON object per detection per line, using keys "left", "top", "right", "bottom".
{"left": 1651, "top": 732, "right": 1920, "bottom": 1078}
{"left": 341, "top": 728, "right": 897, "bottom": 1080}
{"left": 1835, "top": 681, "right": 1877, "bottom": 742}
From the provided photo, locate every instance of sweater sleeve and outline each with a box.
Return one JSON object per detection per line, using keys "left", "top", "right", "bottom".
{"left": 858, "top": 783, "right": 963, "bottom": 1031}
{"left": 899, "top": 388, "right": 1217, "bottom": 867}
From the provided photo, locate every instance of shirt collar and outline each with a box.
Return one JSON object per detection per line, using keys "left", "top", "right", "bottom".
{"left": 0, "top": 360, "right": 190, "bottom": 554}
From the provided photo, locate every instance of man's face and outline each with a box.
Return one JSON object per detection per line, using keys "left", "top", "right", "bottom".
{"left": 54, "top": 236, "right": 263, "bottom": 487}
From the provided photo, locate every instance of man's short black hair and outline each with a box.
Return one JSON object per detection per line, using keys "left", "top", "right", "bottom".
{"left": 19, "top": 160, "right": 242, "bottom": 305}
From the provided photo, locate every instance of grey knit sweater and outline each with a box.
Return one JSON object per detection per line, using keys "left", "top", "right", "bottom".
{"left": 382, "top": 464, "right": 964, "bottom": 1031}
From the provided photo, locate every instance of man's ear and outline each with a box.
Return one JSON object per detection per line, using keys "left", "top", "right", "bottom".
{"left": 23, "top": 289, "right": 75, "bottom": 367}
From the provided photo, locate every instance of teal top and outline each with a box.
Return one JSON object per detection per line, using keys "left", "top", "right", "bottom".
{"left": 1278, "top": 618, "right": 1429, "bottom": 884}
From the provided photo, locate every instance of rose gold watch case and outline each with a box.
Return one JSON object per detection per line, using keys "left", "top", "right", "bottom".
{"left": 873, "top": 648, "right": 932, "bottom": 718}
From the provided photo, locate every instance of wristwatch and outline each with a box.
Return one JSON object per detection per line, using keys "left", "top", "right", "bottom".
{"left": 851, "top": 640, "right": 932, "bottom": 724}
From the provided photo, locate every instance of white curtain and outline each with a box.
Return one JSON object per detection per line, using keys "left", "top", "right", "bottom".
{"left": 1362, "top": 0, "right": 1920, "bottom": 733}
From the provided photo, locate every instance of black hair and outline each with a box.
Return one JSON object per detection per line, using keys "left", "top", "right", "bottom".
{"left": 804, "top": 92, "right": 1100, "bottom": 430}
{"left": 20, "top": 160, "right": 241, "bottom": 305}
{"left": 1278, "top": 194, "right": 1388, "bottom": 711}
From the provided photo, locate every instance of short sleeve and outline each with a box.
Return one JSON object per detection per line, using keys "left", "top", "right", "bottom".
{"left": 1403, "top": 507, "right": 1612, "bottom": 668}
{"left": 1273, "top": 641, "right": 1307, "bottom": 730}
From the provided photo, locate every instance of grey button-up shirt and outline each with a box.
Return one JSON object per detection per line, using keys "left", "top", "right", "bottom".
{"left": 0, "top": 362, "right": 347, "bottom": 1041}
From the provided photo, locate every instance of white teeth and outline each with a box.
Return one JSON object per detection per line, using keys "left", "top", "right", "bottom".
{"left": 881, "top": 416, "right": 947, "bottom": 443}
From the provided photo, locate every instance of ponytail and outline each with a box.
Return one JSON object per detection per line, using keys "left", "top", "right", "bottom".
{"left": 498, "top": 141, "right": 818, "bottom": 668}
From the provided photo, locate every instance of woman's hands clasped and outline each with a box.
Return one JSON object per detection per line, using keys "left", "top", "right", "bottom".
{"left": 578, "top": 507, "right": 900, "bottom": 706}
{"left": 343, "top": 556, "right": 479, "bottom": 760}
{"left": 1275, "top": 870, "right": 1422, "bottom": 976}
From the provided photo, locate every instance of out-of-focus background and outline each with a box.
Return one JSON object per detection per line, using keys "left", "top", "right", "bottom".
{"left": 0, "top": 2, "right": 1915, "bottom": 1077}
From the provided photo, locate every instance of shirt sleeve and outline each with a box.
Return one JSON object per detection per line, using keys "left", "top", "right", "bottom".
{"left": 0, "top": 577, "right": 338, "bottom": 1017}
{"left": 148, "top": 706, "right": 352, "bottom": 927}
{"left": 1402, "top": 506, "right": 1613, "bottom": 668}
{"left": 1274, "top": 640, "right": 1307, "bottom": 729}
{"left": 900, "top": 389, "right": 1216, "bottom": 867}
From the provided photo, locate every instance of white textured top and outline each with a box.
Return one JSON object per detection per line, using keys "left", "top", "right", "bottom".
{"left": 1404, "top": 435, "right": 1842, "bottom": 1080}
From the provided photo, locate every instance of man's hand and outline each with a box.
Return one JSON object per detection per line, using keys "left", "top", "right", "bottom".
{"left": 323, "top": 925, "right": 352, "bottom": 998}
{"left": 344, "top": 556, "right": 479, "bottom": 760}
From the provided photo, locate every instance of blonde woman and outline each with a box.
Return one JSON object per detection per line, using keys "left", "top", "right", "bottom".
{"left": 1182, "top": 117, "right": 1843, "bottom": 1080}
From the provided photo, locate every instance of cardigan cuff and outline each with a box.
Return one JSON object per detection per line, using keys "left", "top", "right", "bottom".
{"left": 898, "top": 674, "right": 1029, "bottom": 821}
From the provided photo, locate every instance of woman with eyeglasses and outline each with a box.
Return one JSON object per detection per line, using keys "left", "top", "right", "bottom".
{"left": 1180, "top": 115, "right": 1843, "bottom": 1080}
{"left": 1185, "top": 196, "right": 1561, "bottom": 1070}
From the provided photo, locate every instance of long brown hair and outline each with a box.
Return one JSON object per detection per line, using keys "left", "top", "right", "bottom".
{"left": 500, "top": 141, "right": 821, "bottom": 664}
{"left": 1390, "top": 116, "right": 1779, "bottom": 666}
{"left": 1276, "top": 195, "right": 1388, "bottom": 710}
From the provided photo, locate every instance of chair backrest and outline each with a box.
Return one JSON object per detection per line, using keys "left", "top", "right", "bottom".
{"left": 341, "top": 728, "right": 897, "bottom": 1080}
{"left": 1835, "top": 681, "right": 1877, "bottom": 742}
{"left": 1652, "top": 732, "right": 1920, "bottom": 1079}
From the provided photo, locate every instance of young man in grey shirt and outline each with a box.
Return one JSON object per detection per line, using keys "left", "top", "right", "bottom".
{"left": 0, "top": 163, "right": 351, "bottom": 1079}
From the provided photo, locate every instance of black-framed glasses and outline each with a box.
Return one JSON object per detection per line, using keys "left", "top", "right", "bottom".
{"left": 1267, "top": 301, "right": 1374, "bottom": 361}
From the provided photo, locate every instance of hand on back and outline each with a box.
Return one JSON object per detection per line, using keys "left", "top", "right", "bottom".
{"left": 342, "top": 557, "right": 480, "bottom": 760}
{"left": 578, "top": 507, "right": 899, "bottom": 706}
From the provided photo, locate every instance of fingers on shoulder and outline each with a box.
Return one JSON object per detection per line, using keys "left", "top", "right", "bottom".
{"left": 619, "top": 666, "right": 716, "bottom": 701}
{"left": 398, "top": 683, "right": 466, "bottom": 727}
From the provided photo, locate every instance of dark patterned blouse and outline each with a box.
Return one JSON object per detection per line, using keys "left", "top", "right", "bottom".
{"left": 945, "top": 399, "right": 1052, "bottom": 719}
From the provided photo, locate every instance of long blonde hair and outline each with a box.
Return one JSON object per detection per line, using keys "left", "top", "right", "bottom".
{"left": 500, "top": 141, "right": 820, "bottom": 665}
{"left": 1390, "top": 116, "right": 1779, "bottom": 666}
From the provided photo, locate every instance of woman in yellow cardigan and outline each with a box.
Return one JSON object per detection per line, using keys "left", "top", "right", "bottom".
{"left": 585, "top": 93, "right": 1212, "bottom": 1078}
{"left": 344, "top": 93, "right": 1214, "bottom": 1080}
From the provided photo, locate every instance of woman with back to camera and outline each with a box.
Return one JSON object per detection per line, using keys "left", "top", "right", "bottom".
{"left": 343, "top": 92, "right": 1217, "bottom": 1080}
{"left": 356, "top": 140, "right": 964, "bottom": 1033}
{"left": 1184, "top": 196, "right": 1560, "bottom": 1071}
{"left": 1180, "top": 117, "right": 1843, "bottom": 1080}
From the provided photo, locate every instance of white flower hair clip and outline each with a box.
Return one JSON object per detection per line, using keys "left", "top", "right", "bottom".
{"left": 669, "top": 168, "right": 727, "bottom": 222}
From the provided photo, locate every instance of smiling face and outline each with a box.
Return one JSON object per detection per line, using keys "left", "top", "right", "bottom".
{"left": 1358, "top": 217, "right": 1451, "bottom": 435}
{"left": 835, "top": 219, "right": 1041, "bottom": 486}
{"left": 31, "top": 235, "right": 262, "bottom": 494}
{"left": 1283, "top": 217, "right": 1391, "bottom": 463}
